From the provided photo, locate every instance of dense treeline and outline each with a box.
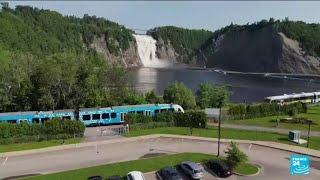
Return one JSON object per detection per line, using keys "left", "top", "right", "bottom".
{"left": 227, "top": 102, "right": 307, "bottom": 120}
{"left": 148, "top": 26, "right": 213, "bottom": 64}
{"left": 0, "top": 4, "right": 139, "bottom": 112}
{"left": 0, "top": 4, "right": 133, "bottom": 56}
{"left": 0, "top": 49, "right": 137, "bottom": 112}
{"left": 0, "top": 118, "right": 85, "bottom": 144}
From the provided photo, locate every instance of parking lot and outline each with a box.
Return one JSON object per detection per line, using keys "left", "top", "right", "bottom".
{"left": 2, "top": 136, "right": 320, "bottom": 180}
{"left": 144, "top": 163, "right": 238, "bottom": 180}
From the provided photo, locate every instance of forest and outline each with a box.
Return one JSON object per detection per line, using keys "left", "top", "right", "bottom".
{"left": 0, "top": 3, "right": 133, "bottom": 56}
{"left": 148, "top": 26, "right": 213, "bottom": 64}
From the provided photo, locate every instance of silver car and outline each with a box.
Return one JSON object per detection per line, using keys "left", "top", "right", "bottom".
{"left": 178, "top": 161, "right": 204, "bottom": 179}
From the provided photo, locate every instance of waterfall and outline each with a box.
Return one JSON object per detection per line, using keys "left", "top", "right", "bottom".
{"left": 133, "top": 34, "right": 170, "bottom": 68}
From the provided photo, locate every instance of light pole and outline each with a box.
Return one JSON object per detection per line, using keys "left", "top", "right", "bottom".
{"left": 217, "top": 105, "right": 222, "bottom": 157}
{"left": 307, "top": 120, "right": 312, "bottom": 148}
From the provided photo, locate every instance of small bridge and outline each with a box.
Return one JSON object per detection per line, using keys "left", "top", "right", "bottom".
{"left": 130, "top": 28, "right": 156, "bottom": 35}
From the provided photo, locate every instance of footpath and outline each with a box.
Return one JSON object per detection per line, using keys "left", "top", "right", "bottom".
{"left": 1, "top": 134, "right": 319, "bottom": 158}
{"left": 210, "top": 123, "right": 320, "bottom": 137}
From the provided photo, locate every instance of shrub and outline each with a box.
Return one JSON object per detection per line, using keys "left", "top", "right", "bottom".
{"left": 224, "top": 141, "right": 248, "bottom": 170}
{"left": 228, "top": 102, "right": 306, "bottom": 120}
{"left": 0, "top": 118, "right": 85, "bottom": 145}
{"left": 153, "top": 111, "right": 175, "bottom": 123}
{"left": 174, "top": 110, "right": 207, "bottom": 128}
{"left": 130, "top": 122, "right": 174, "bottom": 131}
{"left": 288, "top": 108, "right": 298, "bottom": 117}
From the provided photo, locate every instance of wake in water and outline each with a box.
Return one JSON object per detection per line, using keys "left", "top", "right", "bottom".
{"left": 133, "top": 34, "right": 172, "bottom": 68}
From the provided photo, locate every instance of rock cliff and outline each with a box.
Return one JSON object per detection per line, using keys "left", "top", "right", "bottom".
{"left": 89, "top": 35, "right": 142, "bottom": 68}
{"left": 203, "top": 26, "right": 320, "bottom": 74}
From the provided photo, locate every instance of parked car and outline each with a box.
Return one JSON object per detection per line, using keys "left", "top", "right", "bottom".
{"left": 158, "top": 166, "right": 183, "bottom": 180}
{"left": 127, "top": 171, "right": 145, "bottom": 180}
{"left": 178, "top": 161, "right": 204, "bottom": 179}
{"left": 87, "top": 176, "right": 103, "bottom": 180}
{"left": 207, "top": 159, "right": 232, "bottom": 178}
{"left": 107, "top": 175, "right": 123, "bottom": 180}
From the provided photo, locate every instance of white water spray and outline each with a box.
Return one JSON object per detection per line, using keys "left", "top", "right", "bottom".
{"left": 133, "top": 34, "right": 170, "bottom": 68}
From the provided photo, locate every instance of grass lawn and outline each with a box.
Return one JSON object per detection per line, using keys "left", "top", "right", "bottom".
{"left": 125, "top": 127, "right": 320, "bottom": 150}
{"left": 234, "top": 162, "right": 259, "bottom": 175}
{"left": 224, "top": 106, "right": 320, "bottom": 131}
{"left": 24, "top": 153, "right": 258, "bottom": 180}
{"left": 0, "top": 138, "right": 83, "bottom": 153}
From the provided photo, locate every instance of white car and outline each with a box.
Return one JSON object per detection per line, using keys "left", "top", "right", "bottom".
{"left": 127, "top": 171, "right": 145, "bottom": 180}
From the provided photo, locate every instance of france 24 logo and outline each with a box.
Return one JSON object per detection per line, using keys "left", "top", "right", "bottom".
{"left": 290, "top": 155, "right": 310, "bottom": 175}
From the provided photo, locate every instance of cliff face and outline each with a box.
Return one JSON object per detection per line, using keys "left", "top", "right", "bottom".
{"left": 204, "top": 26, "right": 320, "bottom": 74}
{"left": 89, "top": 35, "right": 142, "bottom": 68}
{"left": 154, "top": 37, "right": 203, "bottom": 65}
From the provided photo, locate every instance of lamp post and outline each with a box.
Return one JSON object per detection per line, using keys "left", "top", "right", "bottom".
{"left": 217, "top": 105, "right": 222, "bottom": 157}
{"left": 307, "top": 120, "right": 312, "bottom": 148}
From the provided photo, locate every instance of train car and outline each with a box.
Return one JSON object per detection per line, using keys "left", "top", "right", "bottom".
{"left": 0, "top": 104, "right": 184, "bottom": 126}
{"left": 264, "top": 91, "right": 320, "bottom": 105}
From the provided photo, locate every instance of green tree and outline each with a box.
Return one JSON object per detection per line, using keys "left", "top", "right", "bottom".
{"left": 163, "top": 82, "right": 196, "bottom": 109}
{"left": 145, "top": 89, "right": 164, "bottom": 104}
{"left": 196, "top": 82, "right": 232, "bottom": 109}
{"left": 224, "top": 141, "right": 248, "bottom": 169}
{"left": 196, "top": 82, "right": 213, "bottom": 109}
{"left": 211, "top": 85, "right": 232, "bottom": 108}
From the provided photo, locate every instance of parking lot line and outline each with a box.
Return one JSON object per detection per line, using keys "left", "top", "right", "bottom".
{"left": 156, "top": 172, "right": 163, "bottom": 180}
{"left": 2, "top": 157, "right": 8, "bottom": 166}
{"left": 249, "top": 144, "right": 253, "bottom": 150}
{"left": 154, "top": 138, "right": 160, "bottom": 144}
{"left": 202, "top": 164, "right": 222, "bottom": 180}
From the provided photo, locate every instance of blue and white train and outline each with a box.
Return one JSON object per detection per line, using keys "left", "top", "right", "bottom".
{"left": 0, "top": 104, "right": 184, "bottom": 126}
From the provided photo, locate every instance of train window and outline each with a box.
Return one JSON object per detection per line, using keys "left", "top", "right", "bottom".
{"left": 41, "top": 118, "right": 49, "bottom": 123}
{"left": 92, "top": 114, "right": 101, "bottom": 120}
{"left": 169, "top": 108, "right": 174, "bottom": 112}
{"left": 161, "top": 109, "right": 167, "bottom": 112}
{"left": 102, "top": 113, "right": 109, "bottom": 119}
{"left": 154, "top": 109, "right": 160, "bottom": 114}
{"left": 145, "top": 110, "right": 151, "bottom": 116}
{"left": 128, "top": 111, "right": 135, "bottom": 114}
{"left": 19, "top": 119, "right": 28, "bottom": 123}
{"left": 62, "top": 116, "right": 71, "bottom": 120}
{"left": 137, "top": 111, "right": 144, "bottom": 114}
{"left": 7, "top": 120, "right": 16, "bottom": 123}
{"left": 82, "top": 115, "right": 91, "bottom": 121}
{"left": 32, "top": 118, "right": 40, "bottom": 124}
{"left": 111, "top": 113, "right": 117, "bottom": 118}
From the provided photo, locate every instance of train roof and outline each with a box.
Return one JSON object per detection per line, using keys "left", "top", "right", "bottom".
{"left": 79, "top": 104, "right": 172, "bottom": 111}
{"left": 265, "top": 91, "right": 319, "bottom": 101}
{"left": 0, "top": 111, "right": 38, "bottom": 117}
{"left": 0, "top": 104, "right": 175, "bottom": 117}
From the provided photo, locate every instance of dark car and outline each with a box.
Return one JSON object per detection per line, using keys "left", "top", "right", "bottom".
{"left": 207, "top": 160, "right": 232, "bottom": 178}
{"left": 107, "top": 175, "right": 123, "bottom": 180}
{"left": 87, "top": 176, "right": 103, "bottom": 180}
{"left": 158, "top": 167, "right": 183, "bottom": 180}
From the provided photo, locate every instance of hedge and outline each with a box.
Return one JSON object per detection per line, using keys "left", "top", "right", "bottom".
{"left": 124, "top": 111, "right": 207, "bottom": 129}
{"left": 0, "top": 118, "right": 85, "bottom": 145}
{"left": 227, "top": 102, "right": 307, "bottom": 120}
{"left": 130, "top": 122, "right": 175, "bottom": 131}
{"left": 174, "top": 111, "right": 207, "bottom": 128}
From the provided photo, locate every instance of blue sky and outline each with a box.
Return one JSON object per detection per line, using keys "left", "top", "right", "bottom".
{"left": 7, "top": 1, "right": 320, "bottom": 31}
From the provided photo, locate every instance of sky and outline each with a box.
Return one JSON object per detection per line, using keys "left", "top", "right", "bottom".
{"left": 7, "top": 1, "right": 320, "bottom": 32}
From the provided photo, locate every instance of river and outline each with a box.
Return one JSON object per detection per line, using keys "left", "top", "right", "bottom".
{"left": 129, "top": 67, "right": 320, "bottom": 103}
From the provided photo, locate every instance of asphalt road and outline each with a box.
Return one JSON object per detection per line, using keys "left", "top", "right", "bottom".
{"left": 1, "top": 137, "right": 320, "bottom": 180}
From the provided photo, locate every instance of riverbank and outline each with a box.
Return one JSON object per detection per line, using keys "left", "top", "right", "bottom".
{"left": 186, "top": 66, "right": 320, "bottom": 79}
